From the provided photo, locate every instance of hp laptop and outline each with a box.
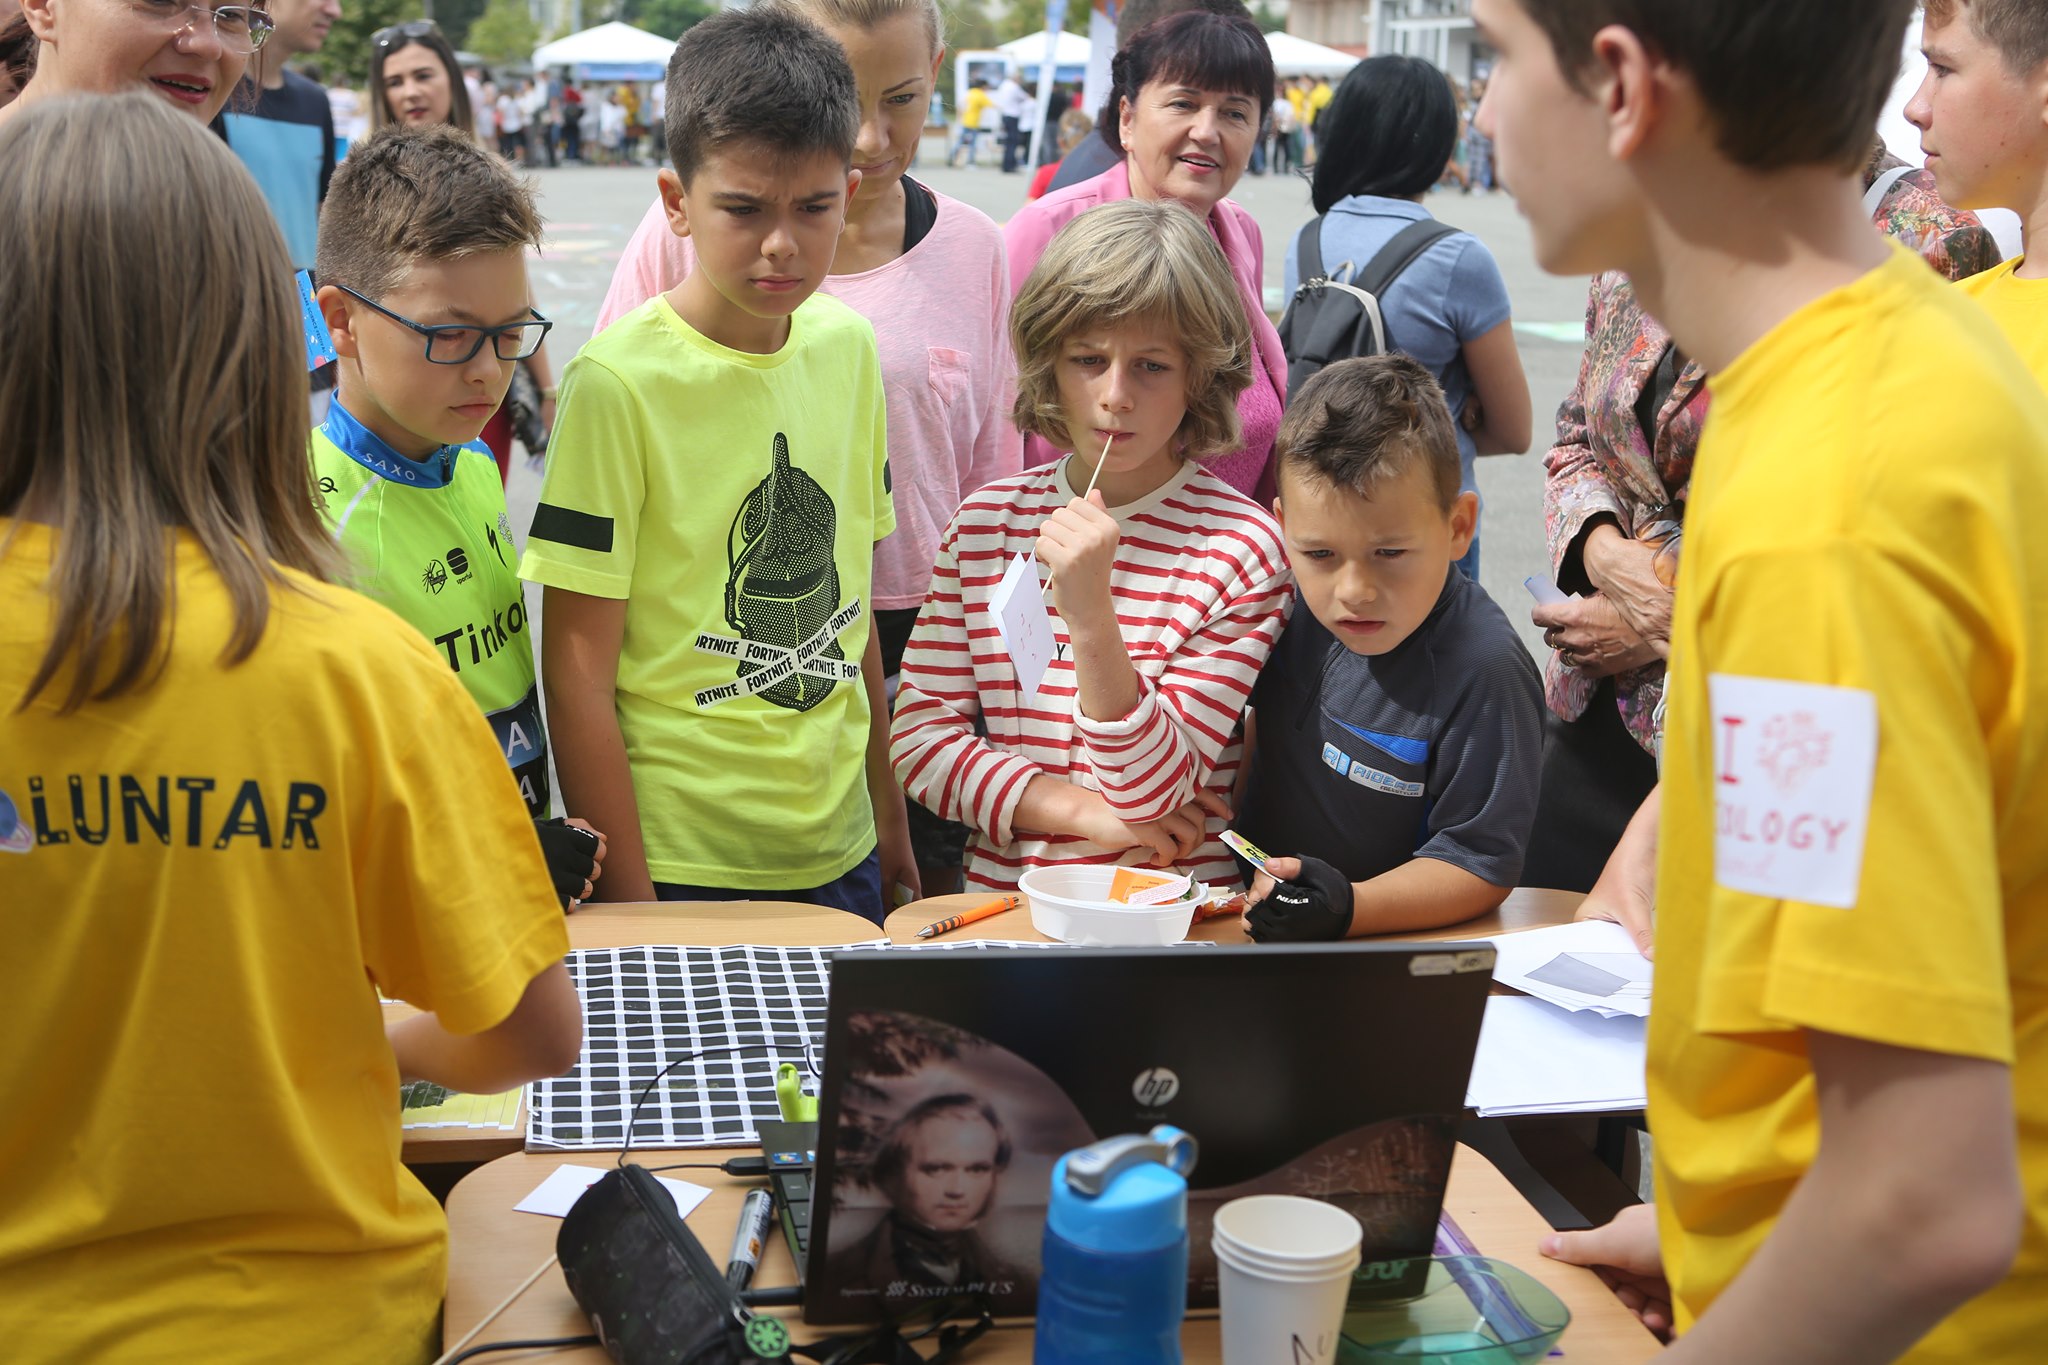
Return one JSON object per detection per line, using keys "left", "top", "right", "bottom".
{"left": 784, "top": 941, "right": 1494, "bottom": 1326}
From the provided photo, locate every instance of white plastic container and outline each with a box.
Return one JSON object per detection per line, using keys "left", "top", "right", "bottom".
{"left": 1018, "top": 865, "right": 1204, "bottom": 946}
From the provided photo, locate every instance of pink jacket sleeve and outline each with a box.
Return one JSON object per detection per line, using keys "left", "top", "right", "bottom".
{"left": 595, "top": 196, "right": 695, "bottom": 334}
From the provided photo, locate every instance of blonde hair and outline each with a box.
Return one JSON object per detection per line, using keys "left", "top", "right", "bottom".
{"left": 1011, "top": 198, "right": 1254, "bottom": 461}
{"left": 768, "top": 0, "right": 945, "bottom": 56}
{"left": 0, "top": 94, "right": 340, "bottom": 713}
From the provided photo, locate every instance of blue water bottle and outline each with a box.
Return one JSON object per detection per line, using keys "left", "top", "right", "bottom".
{"left": 1033, "top": 1125, "right": 1199, "bottom": 1365}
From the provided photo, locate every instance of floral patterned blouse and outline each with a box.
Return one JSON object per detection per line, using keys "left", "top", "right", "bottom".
{"left": 1541, "top": 153, "right": 2002, "bottom": 753}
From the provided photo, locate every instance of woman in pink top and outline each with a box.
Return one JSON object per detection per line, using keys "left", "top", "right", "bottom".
{"left": 1002, "top": 8, "right": 1286, "bottom": 505}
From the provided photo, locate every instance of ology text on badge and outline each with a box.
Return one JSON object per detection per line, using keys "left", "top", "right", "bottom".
{"left": 1708, "top": 674, "right": 1878, "bottom": 909}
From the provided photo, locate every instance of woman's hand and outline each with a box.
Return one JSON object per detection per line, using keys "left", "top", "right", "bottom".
{"left": 1583, "top": 524, "right": 1675, "bottom": 651}
{"left": 1036, "top": 492, "right": 1120, "bottom": 629}
{"left": 1532, "top": 594, "right": 1659, "bottom": 678}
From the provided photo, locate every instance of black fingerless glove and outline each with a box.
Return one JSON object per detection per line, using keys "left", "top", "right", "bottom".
{"left": 535, "top": 817, "right": 600, "bottom": 908}
{"left": 1245, "top": 855, "right": 1355, "bottom": 942}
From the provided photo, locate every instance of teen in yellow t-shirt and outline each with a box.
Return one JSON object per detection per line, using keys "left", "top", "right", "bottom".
{"left": 1652, "top": 244, "right": 2048, "bottom": 1359}
{"left": 1904, "top": 0, "right": 2048, "bottom": 378}
{"left": 1477, "top": 0, "right": 2047, "bottom": 1359}
{"left": 0, "top": 98, "right": 579, "bottom": 1364}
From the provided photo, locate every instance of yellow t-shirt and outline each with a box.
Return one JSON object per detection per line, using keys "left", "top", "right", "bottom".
{"left": 0, "top": 522, "right": 568, "bottom": 1364}
{"left": 1651, "top": 244, "right": 2048, "bottom": 1358}
{"left": 521, "top": 292, "right": 893, "bottom": 888}
{"left": 963, "top": 86, "right": 993, "bottom": 131}
{"left": 1959, "top": 257, "right": 2048, "bottom": 381}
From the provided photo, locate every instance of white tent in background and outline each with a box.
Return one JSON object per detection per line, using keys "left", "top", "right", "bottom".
{"left": 531, "top": 22, "right": 677, "bottom": 81}
{"left": 1265, "top": 31, "right": 1361, "bottom": 79}
{"left": 996, "top": 29, "right": 1094, "bottom": 76}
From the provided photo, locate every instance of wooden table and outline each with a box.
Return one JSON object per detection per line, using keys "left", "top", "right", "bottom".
{"left": 885, "top": 885, "right": 1587, "bottom": 946}
{"left": 444, "top": 1143, "right": 1660, "bottom": 1362}
{"left": 397, "top": 903, "right": 880, "bottom": 1164}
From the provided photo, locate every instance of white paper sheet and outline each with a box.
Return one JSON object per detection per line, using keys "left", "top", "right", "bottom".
{"left": 1465, "top": 996, "right": 1648, "bottom": 1117}
{"left": 988, "top": 551, "right": 1057, "bottom": 700}
{"left": 514, "top": 1163, "right": 713, "bottom": 1220}
{"left": 1470, "top": 919, "right": 1653, "bottom": 1018}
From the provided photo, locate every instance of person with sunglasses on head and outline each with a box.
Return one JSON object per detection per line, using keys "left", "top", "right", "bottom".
{"left": 364, "top": 18, "right": 558, "bottom": 483}
{"left": 310, "top": 124, "right": 607, "bottom": 908}
{"left": 0, "top": 0, "right": 271, "bottom": 127}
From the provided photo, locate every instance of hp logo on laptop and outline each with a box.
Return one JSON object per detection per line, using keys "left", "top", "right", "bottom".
{"left": 1133, "top": 1067, "right": 1181, "bottom": 1108}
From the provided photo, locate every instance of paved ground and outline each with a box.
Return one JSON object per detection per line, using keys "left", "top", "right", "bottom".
{"left": 513, "top": 136, "right": 1588, "bottom": 662}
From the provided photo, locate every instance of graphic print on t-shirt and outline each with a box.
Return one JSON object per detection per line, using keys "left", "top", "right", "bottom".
{"left": 693, "top": 433, "right": 862, "bottom": 712}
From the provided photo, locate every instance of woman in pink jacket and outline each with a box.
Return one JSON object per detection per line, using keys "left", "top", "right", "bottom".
{"left": 1003, "top": 8, "right": 1285, "bottom": 504}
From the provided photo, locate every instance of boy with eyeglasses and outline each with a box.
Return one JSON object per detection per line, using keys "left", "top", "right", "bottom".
{"left": 312, "top": 124, "right": 605, "bottom": 905}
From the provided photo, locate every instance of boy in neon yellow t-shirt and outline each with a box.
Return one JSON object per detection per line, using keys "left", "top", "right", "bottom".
{"left": 1906, "top": 0, "right": 2048, "bottom": 375}
{"left": 1474, "top": 1, "right": 2048, "bottom": 1361}
{"left": 523, "top": 7, "right": 912, "bottom": 919}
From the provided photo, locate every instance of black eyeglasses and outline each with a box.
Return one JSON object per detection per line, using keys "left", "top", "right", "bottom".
{"left": 335, "top": 285, "right": 553, "bottom": 365}
{"left": 372, "top": 19, "right": 440, "bottom": 48}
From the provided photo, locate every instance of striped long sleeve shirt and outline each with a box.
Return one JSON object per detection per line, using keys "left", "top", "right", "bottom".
{"left": 890, "top": 457, "right": 1291, "bottom": 892}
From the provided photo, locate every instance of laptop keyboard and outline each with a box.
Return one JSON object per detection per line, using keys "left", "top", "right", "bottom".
{"left": 758, "top": 1120, "right": 820, "bottom": 1280}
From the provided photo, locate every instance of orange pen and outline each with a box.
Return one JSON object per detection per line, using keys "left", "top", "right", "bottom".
{"left": 915, "top": 894, "right": 1022, "bottom": 939}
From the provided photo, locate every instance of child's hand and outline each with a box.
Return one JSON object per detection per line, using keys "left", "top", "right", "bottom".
{"left": 536, "top": 817, "right": 607, "bottom": 910}
{"left": 1036, "top": 492, "right": 1120, "bottom": 627}
{"left": 1243, "top": 855, "right": 1354, "bottom": 941}
{"left": 1541, "top": 1205, "right": 1672, "bottom": 1341}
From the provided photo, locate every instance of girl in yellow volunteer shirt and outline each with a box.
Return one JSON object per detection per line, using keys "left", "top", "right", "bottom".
{"left": 0, "top": 94, "right": 581, "bottom": 1365}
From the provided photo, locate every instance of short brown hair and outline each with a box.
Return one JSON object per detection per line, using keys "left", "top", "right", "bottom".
{"left": 1010, "top": 198, "right": 1253, "bottom": 462}
{"left": 1277, "top": 355, "right": 1461, "bottom": 512}
{"left": 663, "top": 6, "right": 858, "bottom": 184}
{"left": 316, "top": 125, "right": 542, "bottom": 298}
{"left": 1515, "top": 0, "right": 1914, "bottom": 173}
{"left": 1924, "top": 0, "right": 2048, "bottom": 72}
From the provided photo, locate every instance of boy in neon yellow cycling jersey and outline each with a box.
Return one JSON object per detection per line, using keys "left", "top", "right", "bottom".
{"left": 311, "top": 125, "right": 603, "bottom": 904}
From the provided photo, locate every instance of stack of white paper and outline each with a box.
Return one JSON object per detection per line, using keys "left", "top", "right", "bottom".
{"left": 1476, "top": 919, "right": 1652, "bottom": 1018}
{"left": 1465, "top": 996, "right": 1648, "bottom": 1117}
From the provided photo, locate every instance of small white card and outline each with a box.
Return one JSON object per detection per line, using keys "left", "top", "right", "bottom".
{"left": 1708, "top": 674, "right": 1877, "bottom": 910}
{"left": 988, "top": 551, "right": 1057, "bottom": 700}
{"left": 514, "top": 1163, "right": 714, "bottom": 1221}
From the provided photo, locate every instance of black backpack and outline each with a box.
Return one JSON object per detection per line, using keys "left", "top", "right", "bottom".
{"left": 1277, "top": 215, "right": 1460, "bottom": 400}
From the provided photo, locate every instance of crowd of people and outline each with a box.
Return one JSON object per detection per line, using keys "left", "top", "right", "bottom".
{"left": 2, "top": 0, "right": 2046, "bottom": 1360}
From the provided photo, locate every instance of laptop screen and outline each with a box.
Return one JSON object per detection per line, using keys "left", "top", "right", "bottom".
{"left": 802, "top": 941, "right": 1494, "bottom": 1325}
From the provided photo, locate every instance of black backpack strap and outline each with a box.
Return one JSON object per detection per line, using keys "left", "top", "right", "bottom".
{"left": 1356, "top": 218, "right": 1460, "bottom": 301}
{"left": 1294, "top": 214, "right": 1328, "bottom": 282}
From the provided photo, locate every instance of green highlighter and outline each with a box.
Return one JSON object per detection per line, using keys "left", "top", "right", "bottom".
{"left": 775, "top": 1063, "right": 817, "bottom": 1122}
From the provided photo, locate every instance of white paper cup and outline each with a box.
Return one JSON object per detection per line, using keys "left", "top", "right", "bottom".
{"left": 1213, "top": 1196, "right": 1363, "bottom": 1365}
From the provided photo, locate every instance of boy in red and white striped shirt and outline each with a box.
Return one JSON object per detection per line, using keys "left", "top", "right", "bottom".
{"left": 890, "top": 199, "right": 1291, "bottom": 893}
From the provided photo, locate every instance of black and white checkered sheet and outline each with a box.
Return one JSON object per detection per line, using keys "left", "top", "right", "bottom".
{"left": 524, "top": 938, "right": 1090, "bottom": 1151}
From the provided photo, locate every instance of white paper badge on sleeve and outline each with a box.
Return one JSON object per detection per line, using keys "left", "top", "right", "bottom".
{"left": 989, "top": 551, "right": 1057, "bottom": 700}
{"left": 1708, "top": 674, "right": 1878, "bottom": 909}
